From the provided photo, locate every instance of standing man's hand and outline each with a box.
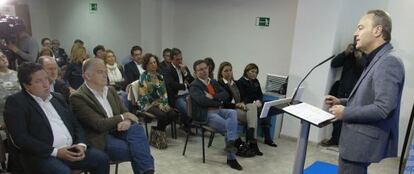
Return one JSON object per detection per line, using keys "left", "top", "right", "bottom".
{"left": 324, "top": 95, "right": 340, "bottom": 107}
{"left": 329, "top": 105, "right": 345, "bottom": 120}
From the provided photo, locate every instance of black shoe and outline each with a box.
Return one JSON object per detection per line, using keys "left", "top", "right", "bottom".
{"left": 250, "top": 142, "right": 263, "bottom": 156}
{"left": 227, "top": 159, "right": 243, "bottom": 170}
{"left": 236, "top": 143, "right": 256, "bottom": 157}
{"left": 320, "top": 139, "right": 338, "bottom": 147}
{"left": 264, "top": 139, "right": 278, "bottom": 147}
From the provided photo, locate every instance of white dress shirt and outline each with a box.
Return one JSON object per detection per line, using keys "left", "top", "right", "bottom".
{"left": 172, "top": 64, "right": 189, "bottom": 95}
{"left": 28, "top": 92, "right": 74, "bottom": 156}
{"left": 85, "top": 83, "right": 114, "bottom": 118}
{"left": 135, "top": 62, "right": 145, "bottom": 75}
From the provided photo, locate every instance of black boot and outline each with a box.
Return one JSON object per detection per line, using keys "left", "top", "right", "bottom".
{"left": 227, "top": 159, "right": 243, "bottom": 170}
{"left": 263, "top": 126, "right": 277, "bottom": 147}
{"left": 250, "top": 141, "right": 263, "bottom": 156}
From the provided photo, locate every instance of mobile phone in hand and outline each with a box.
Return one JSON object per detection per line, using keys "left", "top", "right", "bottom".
{"left": 67, "top": 147, "right": 80, "bottom": 153}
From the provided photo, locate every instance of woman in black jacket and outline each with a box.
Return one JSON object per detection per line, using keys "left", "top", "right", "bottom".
{"left": 218, "top": 62, "right": 262, "bottom": 156}
{"left": 237, "top": 63, "right": 277, "bottom": 147}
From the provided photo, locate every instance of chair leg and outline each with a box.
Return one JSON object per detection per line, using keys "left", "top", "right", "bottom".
{"left": 145, "top": 122, "right": 149, "bottom": 138}
{"left": 115, "top": 163, "right": 119, "bottom": 174}
{"left": 182, "top": 130, "right": 190, "bottom": 156}
{"left": 208, "top": 132, "right": 215, "bottom": 148}
{"left": 173, "top": 121, "right": 177, "bottom": 139}
{"left": 170, "top": 121, "right": 175, "bottom": 139}
{"left": 201, "top": 128, "right": 205, "bottom": 163}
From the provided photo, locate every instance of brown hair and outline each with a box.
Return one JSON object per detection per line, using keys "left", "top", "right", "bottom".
{"left": 217, "top": 61, "right": 232, "bottom": 80}
{"left": 243, "top": 63, "right": 259, "bottom": 77}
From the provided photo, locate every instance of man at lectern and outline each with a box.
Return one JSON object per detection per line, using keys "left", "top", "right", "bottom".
{"left": 325, "top": 9, "right": 405, "bottom": 174}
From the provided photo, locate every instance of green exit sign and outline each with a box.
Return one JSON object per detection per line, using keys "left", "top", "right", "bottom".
{"left": 90, "top": 3, "right": 98, "bottom": 12}
{"left": 256, "top": 17, "right": 270, "bottom": 27}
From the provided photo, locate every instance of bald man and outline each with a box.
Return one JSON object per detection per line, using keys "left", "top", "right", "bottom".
{"left": 38, "top": 56, "right": 71, "bottom": 102}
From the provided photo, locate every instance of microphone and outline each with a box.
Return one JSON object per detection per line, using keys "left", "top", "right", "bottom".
{"left": 290, "top": 54, "right": 336, "bottom": 104}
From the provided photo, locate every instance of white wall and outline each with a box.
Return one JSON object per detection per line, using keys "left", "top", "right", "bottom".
{"left": 42, "top": 0, "right": 142, "bottom": 63}
{"left": 26, "top": 0, "right": 51, "bottom": 43}
{"left": 387, "top": 0, "right": 414, "bottom": 155}
{"left": 282, "top": 0, "right": 342, "bottom": 142}
{"left": 172, "top": 0, "right": 298, "bottom": 83}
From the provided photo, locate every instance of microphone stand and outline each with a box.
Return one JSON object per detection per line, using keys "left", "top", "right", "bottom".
{"left": 290, "top": 55, "right": 336, "bottom": 104}
{"left": 289, "top": 54, "right": 335, "bottom": 174}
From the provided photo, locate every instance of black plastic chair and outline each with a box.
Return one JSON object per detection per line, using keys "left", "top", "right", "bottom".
{"left": 182, "top": 96, "right": 218, "bottom": 163}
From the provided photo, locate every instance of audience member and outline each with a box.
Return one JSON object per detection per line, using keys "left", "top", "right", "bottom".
{"left": 51, "top": 39, "right": 69, "bottom": 67}
{"left": 218, "top": 61, "right": 262, "bottom": 156}
{"left": 4, "top": 62, "right": 109, "bottom": 174}
{"left": 38, "top": 47, "right": 54, "bottom": 57}
{"left": 104, "top": 50, "right": 126, "bottom": 91}
{"left": 70, "top": 58, "right": 155, "bottom": 174}
{"left": 158, "top": 48, "right": 172, "bottom": 74}
{"left": 65, "top": 44, "right": 87, "bottom": 90}
{"left": 189, "top": 59, "right": 242, "bottom": 170}
{"left": 124, "top": 46, "right": 144, "bottom": 85}
{"left": 137, "top": 53, "right": 178, "bottom": 149}
{"left": 204, "top": 57, "right": 215, "bottom": 79}
{"left": 41, "top": 37, "right": 51, "bottom": 48}
{"left": 38, "top": 56, "right": 71, "bottom": 102}
{"left": 321, "top": 43, "right": 365, "bottom": 147}
{"left": 164, "top": 48, "right": 194, "bottom": 131}
{"left": 0, "top": 51, "right": 20, "bottom": 167}
{"left": 237, "top": 63, "right": 277, "bottom": 147}
{"left": 93, "top": 45, "right": 106, "bottom": 60}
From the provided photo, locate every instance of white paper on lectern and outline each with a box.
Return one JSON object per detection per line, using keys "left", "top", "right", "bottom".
{"left": 282, "top": 102, "right": 335, "bottom": 125}
{"left": 259, "top": 97, "right": 292, "bottom": 118}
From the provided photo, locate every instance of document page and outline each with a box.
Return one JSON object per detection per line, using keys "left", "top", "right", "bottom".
{"left": 283, "top": 102, "right": 335, "bottom": 126}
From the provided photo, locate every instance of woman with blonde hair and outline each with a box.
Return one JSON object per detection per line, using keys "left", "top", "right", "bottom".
{"left": 104, "top": 49, "right": 125, "bottom": 91}
{"left": 64, "top": 44, "right": 87, "bottom": 90}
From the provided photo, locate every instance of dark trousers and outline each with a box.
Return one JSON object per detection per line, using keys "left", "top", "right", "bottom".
{"left": 37, "top": 147, "right": 109, "bottom": 174}
{"left": 338, "top": 156, "right": 370, "bottom": 174}
{"left": 147, "top": 106, "right": 178, "bottom": 131}
{"left": 331, "top": 120, "right": 342, "bottom": 143}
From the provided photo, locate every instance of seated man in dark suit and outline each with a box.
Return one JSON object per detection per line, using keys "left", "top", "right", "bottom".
{"left": 4, "top": 62, "right": 109, "bottom": 174}
{"left": 189, "top": 59, "right": 242, "bottom": 170}
{"left": 164, "top": 48, "right": 194, "bottom": 130}
{"left": 38, "top": 56, "right": 71, "bottom": 102}
{"left": 124, "top": 45, "right": 144, "bottom": 86}
{"left": 70, "top": 58, "right": 155, "bottom": 174}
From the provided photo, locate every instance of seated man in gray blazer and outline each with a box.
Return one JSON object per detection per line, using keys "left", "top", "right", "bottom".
{"left": 4, "top": 62, "right": 109, "bottom": 174}
{"left": 325, "top": 9, "right": 405, "bottom": 174}
{"left": 189, "top": 59, "right": 242, "bottom": 170}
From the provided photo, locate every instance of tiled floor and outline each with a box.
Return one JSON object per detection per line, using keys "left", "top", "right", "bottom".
{"left": 113, "top": 130, "right": 398, "bottom": 174}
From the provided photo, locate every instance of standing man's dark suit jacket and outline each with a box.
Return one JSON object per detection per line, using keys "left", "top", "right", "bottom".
{"left": 4, "top": 91, "right": 85, "bottom": 171}
{"left": 124, "top": 61, "right": 141, "bottom": 86}
{"left": 164, "top": 64, "right": 194, "bottom": 107}
{"left": 54, "top": 79, "right": 71, "bottom": 103}
{"left": 189, "top": 79, "right": 228, "bottom": 124}
{"left": 70, "top": 84, "right": 127, "bottom": 150}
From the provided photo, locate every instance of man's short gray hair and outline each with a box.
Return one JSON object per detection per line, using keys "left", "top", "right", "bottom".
{"left": 82, "top": 58, "right": 104, "bottom": 73}
{"left": 37, "top": 56, "right": 55, "bottom": 66}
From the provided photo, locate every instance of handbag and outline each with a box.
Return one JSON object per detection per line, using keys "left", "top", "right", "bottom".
{"left": 150, "top": 126, "right": 168, "bottom": 149}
